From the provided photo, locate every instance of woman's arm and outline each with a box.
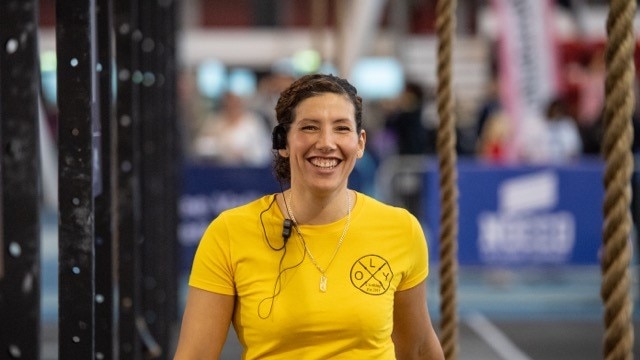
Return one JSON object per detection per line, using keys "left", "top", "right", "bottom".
{"left": 392, "top": 280, "right": 444, "bottom": 360}
{"left": 173, "top": 286, "right": 235, "bottom": 360}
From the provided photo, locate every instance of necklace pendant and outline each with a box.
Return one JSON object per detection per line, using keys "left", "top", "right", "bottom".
{"left": 319, "top": 275, "right": 327, "bottom": 292}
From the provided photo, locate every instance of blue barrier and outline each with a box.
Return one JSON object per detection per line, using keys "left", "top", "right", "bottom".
{"left": 178, "top": 164, "right": 279, "bottom": 272}
{"left": 423, "top": 158, "right": 605, "bottom": 266}
{"left": 178, "top": 158, "right": 607, "bottom": 272}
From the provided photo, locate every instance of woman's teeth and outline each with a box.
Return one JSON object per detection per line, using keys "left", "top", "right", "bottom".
{"left": 311, "top": 158, "right": 338, "bottom": 168}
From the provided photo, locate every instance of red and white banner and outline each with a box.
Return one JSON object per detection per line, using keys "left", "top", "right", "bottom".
{"left": 491, "top": 0, "right": 560, "bottom": 162}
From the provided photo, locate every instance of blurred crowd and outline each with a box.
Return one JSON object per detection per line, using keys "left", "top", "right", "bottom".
{"left": 180, "top": 70, "right": 294, "bottom": 167}
{"left": 178, "top": 46, "right": 640, "bottom": 171}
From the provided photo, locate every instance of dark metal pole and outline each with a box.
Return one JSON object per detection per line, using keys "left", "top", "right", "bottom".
{"left": 159, "top": 0, "right": 181, "bottom": 352}
{"left": 95, "top": 0, "right": 118, "bottom": 358}
{"left": 138, "top": 0, "right": 180, "bottom": 357}
{"left": 114, "top": 0, "right": 143, "bottom": 357}
{"left": 56, "top": 0, "right": 100, "bottom": 358}
{"left": 0, "top": 1, "right": 42, "bottom": 358}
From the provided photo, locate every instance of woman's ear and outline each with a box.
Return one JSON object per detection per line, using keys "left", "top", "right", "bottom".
{"left": 278, "top": 148, "right": 289, "bottom": 158}
{"left": 357, "top": 129, "right": 366, "bottom": 157}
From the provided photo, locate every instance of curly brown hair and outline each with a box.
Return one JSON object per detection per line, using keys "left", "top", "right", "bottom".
{"left": 272, "top": 74, "right": 363, "bottom": 183}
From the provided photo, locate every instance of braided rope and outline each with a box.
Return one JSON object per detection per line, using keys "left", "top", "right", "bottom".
{"left": 436, "top": 0, "right": 459, "bottom": 358}
{"left": 601, "top": 0, "right": 636, "bottom": 359}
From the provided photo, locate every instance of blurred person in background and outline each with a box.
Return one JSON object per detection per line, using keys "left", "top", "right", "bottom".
{"left": 566, "top": 47, "right": 606, "bottom": 155}
{"left": 177, "top": 69, "right": 204, "bottom": 156}
{"left": 474, "top": 70, "right": 511, "bottom": 163}
{"left": 475, "top": 73, "right": 502, "bottom": 146}
{"left": 540, "top": 96, "right": 582, "bottom": 163}
{"left": 250, "top": 70, "right": 296, "bottom": 130}
{"left": 476, "top": 108, "right": 510, "bottom": 163}
{"left": 384, "top": 81, "right": 433, "bottom": 155}
{"left": 193, "top": 91, "right": 272, "bottom": 166}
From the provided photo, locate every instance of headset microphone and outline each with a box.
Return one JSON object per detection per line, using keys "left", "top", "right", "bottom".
{"left": 282, "top": 218, "right": 293, "bottom": 242}
{"left": 272, "top": 124, "right": 287, "bottom": 150}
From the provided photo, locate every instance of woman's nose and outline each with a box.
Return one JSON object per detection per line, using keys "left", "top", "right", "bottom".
{"left": 315, "top": 128, "right": 336, "bottom": 150}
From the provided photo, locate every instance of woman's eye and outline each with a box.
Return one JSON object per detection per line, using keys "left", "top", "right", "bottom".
{"left": 336, "top": 126, "right": 351, "bottom": 132}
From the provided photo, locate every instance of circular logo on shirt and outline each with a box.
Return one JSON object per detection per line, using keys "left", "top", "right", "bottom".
{"left": 350, "top": 255, "right": 393, "bottom": 295}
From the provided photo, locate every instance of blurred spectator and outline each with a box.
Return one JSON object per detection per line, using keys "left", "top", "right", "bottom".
{"left": 384, "top": 82, "right": 432, "bottom": 155}
{"left": 194, "top": 92, "right": 272, "bottom": 166}
{"left": 249, "top": 71, "right": 295, "bottom": 129}
{"left": 541, "top": 97, "right": 582, "bottom": 162}
{"left": 475, "top": 73, "right": 502, "bottom": 144}
{"left": 178, "top": 69, "right": 205, "bottom": 154}
{"left": 566, "top": 48, "right": 606, "bottom": 154}
{"left": 632, "top": 77, "right": 640, "bottom": 153}
{"left": 476, "top": 109, "right": 510, "bottom": 163}
{"left": 578, "top": 118, "right": 603, "bottom": 155}
{"left": 568, "top": 48, "right": 605, "bottom": 128}
{"left": 474, "top": 65, "right": 511, "bottom": 163}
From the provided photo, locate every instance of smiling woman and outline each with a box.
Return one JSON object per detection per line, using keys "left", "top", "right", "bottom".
{"left": 279, "top": 92, "right": 363, "bottom": 200}
{"left": 173, "top": 74, "right": 444, "bottom": 360}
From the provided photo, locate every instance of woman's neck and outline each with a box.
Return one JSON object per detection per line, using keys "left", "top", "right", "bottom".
{"left": 281, "top": 188, "right": 351, "bottom": 225}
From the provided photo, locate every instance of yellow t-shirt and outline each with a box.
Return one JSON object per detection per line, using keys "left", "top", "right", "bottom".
{"left": 189, "top": 192, "right": 429, "bottom": 359}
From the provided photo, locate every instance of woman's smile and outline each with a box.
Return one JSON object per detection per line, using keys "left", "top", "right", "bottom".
{"left": 309, "top": 156, "right": 340, "bottom": 169}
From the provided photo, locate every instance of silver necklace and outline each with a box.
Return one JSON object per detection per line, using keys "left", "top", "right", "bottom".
{"left": 287, "top": 190, "right": 351, "bottom": 292}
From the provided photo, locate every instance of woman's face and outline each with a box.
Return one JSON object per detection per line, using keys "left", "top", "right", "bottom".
{"left": 280, "top": 93, "right": 365, "bottom": 196}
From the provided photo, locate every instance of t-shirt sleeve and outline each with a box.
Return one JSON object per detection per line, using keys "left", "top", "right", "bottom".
{"left": 396, "top": 212, "right": 429, "bottom": 291}
{"left": 188, "top": 213, "right": 237, "bottom": 295}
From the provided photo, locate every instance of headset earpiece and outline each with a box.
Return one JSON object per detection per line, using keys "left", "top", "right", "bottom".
{"left": 272, "top": 124, "right": 287, "bottom": 150}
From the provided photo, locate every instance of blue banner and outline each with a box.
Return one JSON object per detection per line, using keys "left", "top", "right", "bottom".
{"left": 178, "top": 158, "right": 607, "bottom": 271}
{"left": 178, "top": 164, "right": 281, "bottom": 271}
{"left": 423, "top": 158, "right": 605, "bottom": 266}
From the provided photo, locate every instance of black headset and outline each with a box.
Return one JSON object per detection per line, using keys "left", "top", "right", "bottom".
{"left": 272, "top": 124, "right": 287, "bottom": 150}
{"left": 271, "top": 126, "right": 291, "bottom": 244}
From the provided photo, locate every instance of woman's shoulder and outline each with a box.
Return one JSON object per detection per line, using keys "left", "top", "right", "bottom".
{"left": 353, "top": 192, "right": 424, "bottom": 238}
{"left": 355, "top": 192, "right": 414, "bottom": 219}
{"left": 217, "top": 194, "right": 275, "bottom": 219}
